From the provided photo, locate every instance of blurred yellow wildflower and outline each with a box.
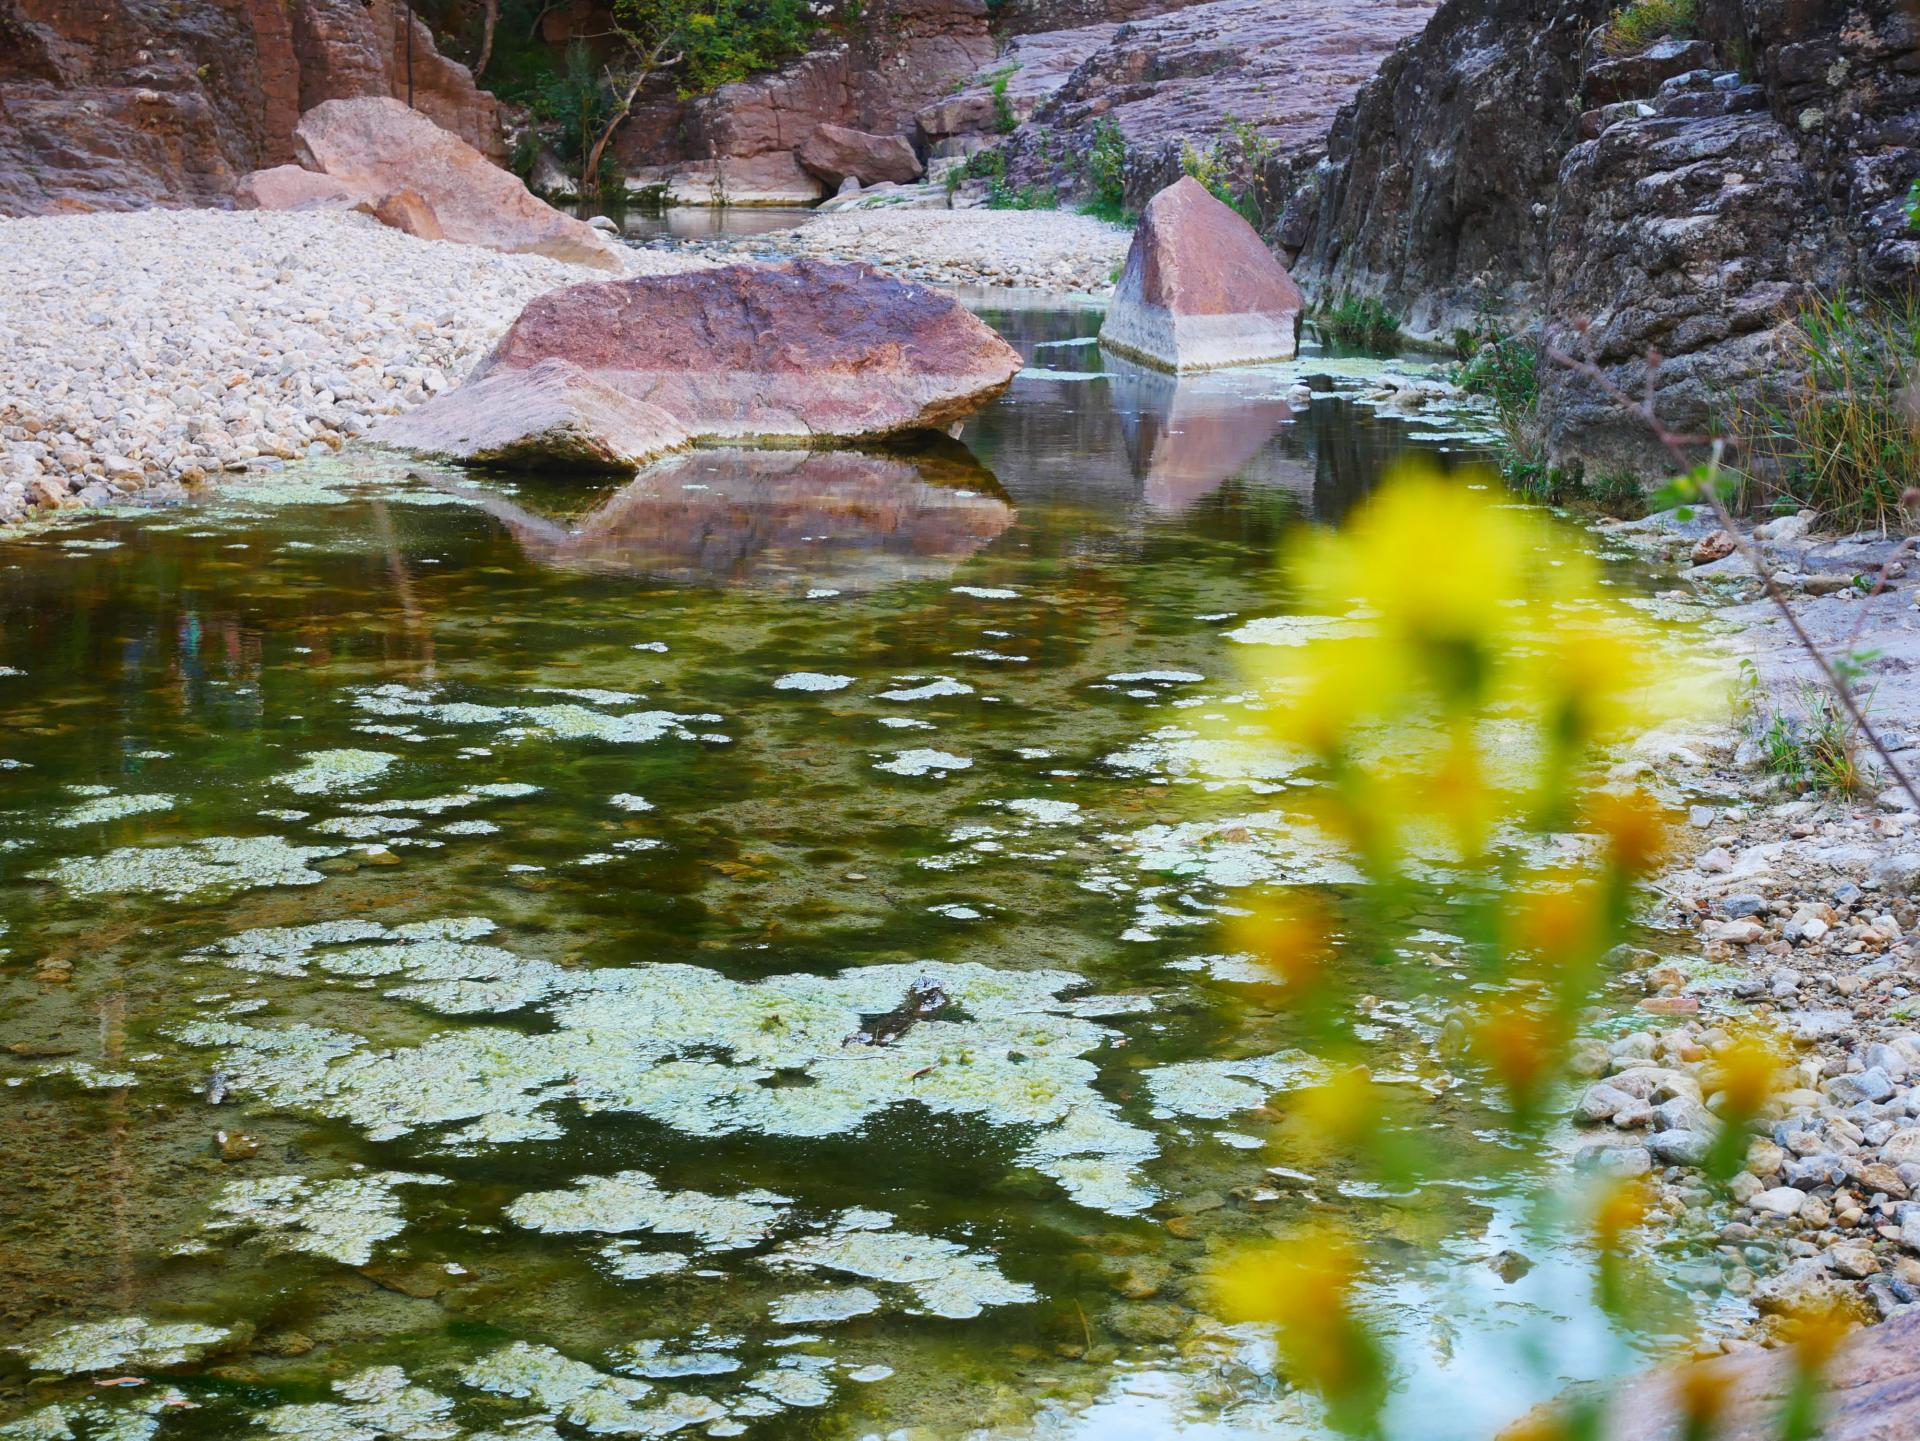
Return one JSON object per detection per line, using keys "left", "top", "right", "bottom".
{"left": 1212, "top": 1229, "right": 1386, "bottom": 1435}
{"left": 1234, "top": 463, "right": 1718, "bottom": 872}
{"left": 1590, "top": 1174, "right": 1651, "bottom": 1254}
{"left": 1704, "top": 1026, "right": 1792, "bottom": 1180}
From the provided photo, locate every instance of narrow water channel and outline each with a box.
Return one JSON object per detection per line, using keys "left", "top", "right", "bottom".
{"left": 0, "top": 302, "right": 1734, "bottom": 1440}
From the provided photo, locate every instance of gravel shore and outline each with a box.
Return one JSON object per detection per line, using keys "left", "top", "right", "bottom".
{"left": 1574, "top": 510, "right": 1920, "bottom": 1343}
{"left": 0, "top": 209, "right": 707, "bottom": 524}
{"left": 678, "top": 207, "right": 1131, "bottom": 294}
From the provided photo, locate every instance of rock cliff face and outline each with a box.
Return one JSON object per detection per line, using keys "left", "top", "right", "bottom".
{"left": 1543, "top": 0, "right": 1920, "bottom": 472}
{"left": 0, "top": 0, "right": 501, "bottom": 216}
{"left": 1292, "top": 0, "right": 1920, "bottom": 477}
{"left": 980, "top": 0, "right": 1438, "bottom": 211}
{"left": 613, "top": 0, "right": 998, "bottom": 203}
{"left": 1287, "top": 0, "right": 1611, "bottom": 336}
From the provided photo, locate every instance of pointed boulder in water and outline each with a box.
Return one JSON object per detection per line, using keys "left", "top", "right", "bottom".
{"left": 1098, "top": 176, "right": 1304, "bottom": 372}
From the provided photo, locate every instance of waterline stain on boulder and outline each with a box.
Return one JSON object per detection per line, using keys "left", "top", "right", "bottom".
{"left": 372, "top": 358, "right": 692, "bottom": 473}
{"left": 1098, "top": 177, "right": 1304, "bottom": 372}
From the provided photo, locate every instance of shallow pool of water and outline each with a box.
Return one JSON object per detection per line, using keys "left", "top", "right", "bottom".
{"left": 0, "top": 312, "right": 1732, "bottom": 1440}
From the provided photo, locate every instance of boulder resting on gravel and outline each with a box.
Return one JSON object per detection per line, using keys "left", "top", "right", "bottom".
{"left": 796, "top": 124, "right": 926, "bottom": 187}
{"left": 1098, "top": 176, "right": 1303, "bottom": 371}
{"left": 458, "top": 258, "right": 1023, "bottom": 446}
{"left": 237, "top": 165, "right": 368, "bottom": 212}
{"left": 372, "top": 358, "right": 691, "bottom": 472}
{"left": 293, "top": 98, "right": 624, "bottom": 271}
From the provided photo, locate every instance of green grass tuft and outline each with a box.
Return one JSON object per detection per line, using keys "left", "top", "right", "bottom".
{"left": 1310, "top": 293, "right": 1403, "bottom": 353}
{"left": 1600, "top": 0, "right": 1698, "bottom": 56}
{"left": 1739, "top": 291, "right": 1920, "bottom": 532}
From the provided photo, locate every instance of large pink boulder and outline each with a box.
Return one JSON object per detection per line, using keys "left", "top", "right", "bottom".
{"left": 1098, "top": 176, "right": 1304, "bottom": 371}
{"left": 293, "top": 97, "right": 623, "bottom": 270}
{"left": 462, "top": 259, "right": 1024, "bottom": 444}
{"left": 796, "top": 123, "right": 925, "bottom": 187}
{"left": 236, "top": 164, "right": 368, "bottom": 211}
{"left": 373, "top": 358, "right": 690, "bottom": 472}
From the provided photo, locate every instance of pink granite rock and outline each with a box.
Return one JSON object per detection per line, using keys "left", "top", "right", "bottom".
{"left": 294, "top": 97, "right": 623, "bottom": 269}
{"left": 373, "top": 358, "right": 690, "bottom": 471}
{"left": 1098, "top": 176, "right": 1304, "bottom": 370}
{"left": 236, "top": 163, "right": 368, "bottom": 211}
{"left": 796, "top": 122, "right": 925, "bottom": 186}
{"left": 467, "top": 259, "right": 1023, "bottom": 442}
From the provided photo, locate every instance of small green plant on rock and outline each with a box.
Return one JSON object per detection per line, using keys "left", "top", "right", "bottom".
{"left": 1749, "top": 680, "right": 1879, "bottom": 797}
{"left": 990, "top": 66, "right": 1020, "bottom": 133}
{"left": 1600, "top": 0, "right": 1697, "bottom": 56}
{"left": 984, "top": 179, "right": 1057, "bottom": 211}
{"left": 1080, "top": 119, "right": 1132, "bottom": 225}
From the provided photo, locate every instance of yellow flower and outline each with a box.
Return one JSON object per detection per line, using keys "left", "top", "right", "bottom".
{"left": 1211, "top": 1230, "right": 1385, "bottom": 1431}
{"left": 1507, "top": 882, "right": 1603, "bottom": 967}
{"left": 1587, "top": 789, "right": 1670, "bottom": 877}
{"left": 1232, "top": 894, "right": 1335, "bottom": 992}
{"left": 1293, "top": 1065, "right": 1382, "bottom": 1145}
{"left": 1590, "top": 1175, "right": 1650, "bottom": 1253}
{"left": 1781, "top": 1297, "right": 1857, "bottom": 1372}
{"left": 1708, "top": 1028, "right": 1787, "bottom": 1122}
{"left": 1673, "top": 1360, "right": 1734, "bottom": 1434}
{"left": 1293, "top": 472, "right": 1537, "bottom": 662}
{"left": 1473, "top": 1001, "right": 1567, "bottom": 1112}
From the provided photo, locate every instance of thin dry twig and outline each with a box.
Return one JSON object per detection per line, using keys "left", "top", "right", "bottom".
{"left": 1545, "top": 338, "right": 1920, "bottom": 814}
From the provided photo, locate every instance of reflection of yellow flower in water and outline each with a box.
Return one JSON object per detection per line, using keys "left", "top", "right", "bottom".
{"left": 1212, "top": 1228, "right": 1385, "bottom": 1434}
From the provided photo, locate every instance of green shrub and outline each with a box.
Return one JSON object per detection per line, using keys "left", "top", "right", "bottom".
{"left": 1310, "top": 292, "right": 1403, "bottom": 352}
{"left": 962, "top": 146, "right": 1007, "bottom": 182}
{"left": 1600, "top": 0, "right": 1697, "bottom": 56}
{"left": 984, "top": 179, "right": 1057, "bottom": 211}
{"left": 1740, "top": 292, "right": 1920, "bottom": 531}
{"left": 1750, "top": 682, "right": 1877, "bottom": 796}
{"left": 1454, "top": 335, "right": 1539, "bottom": 412}
{"left": 1080, "top": 118, "right": 1132, "bottom": 224}
{"left": 990, "top": 67, "right": 1019, "bottom": 134}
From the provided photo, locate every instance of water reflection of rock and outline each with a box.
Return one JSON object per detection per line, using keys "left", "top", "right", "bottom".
{"left": 1104, "top": 356, "right": 1298, "bottom": 512}
{"left": 464, "top": 442, "right": 1014, "bottom": 590}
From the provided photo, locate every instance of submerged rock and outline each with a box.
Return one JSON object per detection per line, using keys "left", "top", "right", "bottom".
{"left": 1509, "top": 1302, "right": 1912, "bottom": 1440}
{"left": 1098, "top": 178, "right": 1304, "bottom": 372}
{"left": 292, "top": 98, "right": 624, "bottom": 271}
{"left": 459, "top": 260, "right": 1023, "bottom": 444}
{"left": 372, "top": 358, "right": 692, "bottom": 473}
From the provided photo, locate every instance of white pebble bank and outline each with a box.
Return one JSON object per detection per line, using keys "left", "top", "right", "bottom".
{"left": 0, "top": 208, "right": 707, "bottom": 524}
{"left": 740, "top": 208, "right": 1129, "bottom": 294}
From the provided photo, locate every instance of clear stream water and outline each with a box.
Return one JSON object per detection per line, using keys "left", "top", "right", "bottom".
{"left": 0, "top": 300, "right": 1737, "bottom": 1441}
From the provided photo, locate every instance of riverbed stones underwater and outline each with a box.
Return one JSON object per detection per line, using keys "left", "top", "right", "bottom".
{"left": 0, "top": 333, "right": 1740, "bottom": 1440}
